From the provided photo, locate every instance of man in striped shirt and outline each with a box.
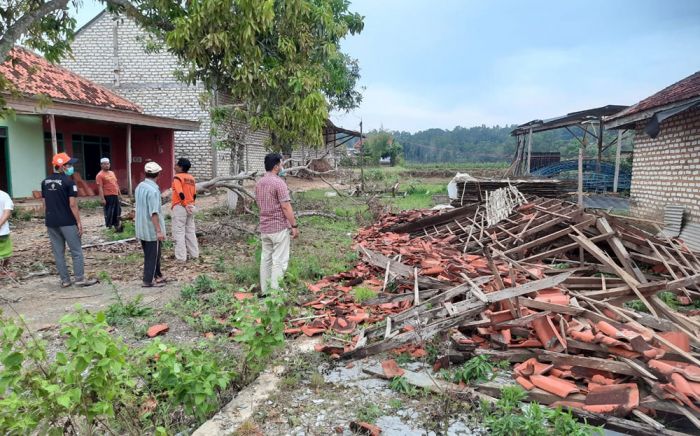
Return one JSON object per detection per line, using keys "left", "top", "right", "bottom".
{"left": 255, "top": 153, "right": 299, "bottom": 293}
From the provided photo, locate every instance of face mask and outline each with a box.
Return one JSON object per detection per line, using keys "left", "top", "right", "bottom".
{"left": 279, "top": 169, "right": 287, "bottom": 177}
{"left": 65, "top": 167, "right": 75, "bottom": 176}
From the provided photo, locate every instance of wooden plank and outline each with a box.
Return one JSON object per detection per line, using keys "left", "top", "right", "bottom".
{"left": 363, "top": 364, "right": 496, "bottom": 403}
{"left": 361, "top": 247, "right": 448, "bottom": 289}
{"left": 533, "top": 349, "right": 638, "bottom": 376}
{"left": 484, "top": 272, "right": 573, "bottom": 303}
{"left": 569, "top": 230, "right": 658, "bottom": 317}
{"left": 494, "top": 310, "right": 551, "bottom": 328}
{"left": 596, "top": 216, "right": 637, "bottom": 277}
{"left": 521, "top": 232, "right": 611, "bottom": 263}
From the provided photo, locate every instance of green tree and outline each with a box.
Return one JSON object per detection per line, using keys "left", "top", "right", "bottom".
{"left": 365, "top": 130, "right": 402, "bottom": 166}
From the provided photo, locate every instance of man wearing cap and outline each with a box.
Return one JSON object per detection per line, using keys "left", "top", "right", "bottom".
{"left": 96, "top": 157, "right": 123, "bottom": 232}
{"left": 42, "top": 153, "right": 97, "bottom": 287}
{"left": 135, "top": 161, "right": 166, "bottom": 287}
{"left": 171, "top": 157, "right": 199, "bottom": 262}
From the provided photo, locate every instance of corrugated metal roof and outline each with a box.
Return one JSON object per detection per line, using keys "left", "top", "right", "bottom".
{"left": 679, "top": 222, "right": 700, "bottom": 253}
{"left": 658, "top": 205, "right": 685, "bottom": 238}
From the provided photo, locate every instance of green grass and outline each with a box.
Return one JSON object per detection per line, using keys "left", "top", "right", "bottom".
{"left": 78, "top": 199, "right": 103, "bottom": 209}
{"left": 353, "top": 286, "right": 377, "bottom": 304}
{"left": 103, "top": 220, "right": 136, "bottom": 241}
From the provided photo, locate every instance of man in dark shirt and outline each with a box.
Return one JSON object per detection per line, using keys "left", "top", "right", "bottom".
{"left": 42, "top": 153, "right": 97, "bottom": 288}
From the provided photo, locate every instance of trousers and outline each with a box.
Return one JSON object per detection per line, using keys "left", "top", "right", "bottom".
{"left": 171, "top": 205, "right": 199, "bottom": 261}
{"left": 141, "top": 240, "right": 162, "bottom": 284}
{"left": 259, "top": 229, "right": 291, "bottom": 293}
{"left": 103, "top": 195, "right": 121, "bottom": 229}
{"left": 47, "top": 225, "right": 84, "bottom": 283}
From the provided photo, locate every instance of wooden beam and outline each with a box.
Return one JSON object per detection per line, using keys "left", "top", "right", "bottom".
{"left": 49, "top": 114, "right": 58, "bottom": 155}
{"left": 614, "top": 129, "right": 622, "bottom": 193}
{"left": 126, "top": 124, "right": 133, "bottom": 196}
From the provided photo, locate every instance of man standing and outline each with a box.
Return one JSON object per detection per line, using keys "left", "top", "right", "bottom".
{"left": 95, "top": 157, "right": 123, "bottom": 232}
{"left": 255, "top": 153, "right": 299, "bottom": 293}
{"left": 42, "top": 152, "right": 97, "bottom": 287}
{"left": 0, "top": 189, "right": 13, "bottom": 274}
{"left": 171, "top": 157, "right": 199, "bottom": 262}
{"left": 135, "top": 161, "right": 166, "bottom": 287}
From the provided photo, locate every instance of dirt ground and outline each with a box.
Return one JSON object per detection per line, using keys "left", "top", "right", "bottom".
{"left": 1, "top": 176, "right": 348, "bottom": 331}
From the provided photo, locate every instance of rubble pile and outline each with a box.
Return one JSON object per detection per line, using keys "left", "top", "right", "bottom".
{"left": 452, "top": 178, "right": 575, "bottom": 205}
{"left": 287, "top": 193, "right": 700, "bottom": 434}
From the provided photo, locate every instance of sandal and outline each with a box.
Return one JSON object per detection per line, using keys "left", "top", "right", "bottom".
{"left": 142, "top": 281, "right": 165, "bottom": 288}
{"left": 154, "top": 276, "right": 169, "bottom": 284}
{"left": 61, "top": 281, "right": 72, "bottom": 288}
{"left": 75, "top": 278, "right": 99, "bottom": 287}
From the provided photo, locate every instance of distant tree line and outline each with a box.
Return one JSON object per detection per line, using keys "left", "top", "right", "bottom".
{"left": 378, "top": 125, "right": 624, "bottom": 164}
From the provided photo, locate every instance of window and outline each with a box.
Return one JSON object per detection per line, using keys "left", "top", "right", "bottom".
{"left": 44, "top": 132, "right": 65, "bottom": 152}
{"left": 71, "top": 135, "right": 111, "bottom": 181}
{"left": 43, "top": 132, "right": 65, "bottom": 176}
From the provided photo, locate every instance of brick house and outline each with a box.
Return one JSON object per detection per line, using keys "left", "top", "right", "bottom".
{"left": 0, "top": 47, "right": 198, "bottom": 197}
{"left": 63, "top": 11, "right": 356, "bottom": 178}
{"left": 606, "top": 71, "right": 700, "bottom": 224}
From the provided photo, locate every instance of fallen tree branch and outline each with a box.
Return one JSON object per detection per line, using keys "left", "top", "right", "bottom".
{"left": 296, "top": 210, "right": 341, "bottom": 220}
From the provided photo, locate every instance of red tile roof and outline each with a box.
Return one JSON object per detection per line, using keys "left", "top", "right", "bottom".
{"left": 0, "top": 47, "right": 141, "bottom": 112}
{"left": 609, "top": 71, "right": 700, "bottom": 120}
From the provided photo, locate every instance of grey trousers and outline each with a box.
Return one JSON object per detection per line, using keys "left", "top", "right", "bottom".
{"left": 47, "top": 225, "right": 84, "bottom": 283}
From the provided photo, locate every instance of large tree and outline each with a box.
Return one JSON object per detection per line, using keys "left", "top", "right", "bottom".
{"left": 0, "top": 0, "right": 364, "bottom": 147}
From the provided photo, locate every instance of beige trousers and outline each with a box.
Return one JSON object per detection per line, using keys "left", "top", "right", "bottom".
{"left": 260, "top": 229, "right": 291, "bottom": 293}
{"left": 172, "top": 205, "right": 199, "bottom": 261}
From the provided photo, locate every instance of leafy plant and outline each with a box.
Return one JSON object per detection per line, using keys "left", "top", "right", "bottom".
{"left": 389, "top": 376, "right": 418, "bottom": 397}
{"left": 181, "top": 274, "right": 220, "bottom": 299}
{"left": 138, "top": 339, "right": 232, "bottom": 421}
{"left": 105, "top": 294, "right": 153, "bottom": 326}
{"left": 482, "top": 386, "right": 602, "bottom": 436}
{"left": 230, "top": 288, "right": 288, "bottom": 369}
{"left": 356, "top": 402, "right": 382, "bottom": 424}
{"left": 445, "top": 355, "right": 494, "bottom": 384}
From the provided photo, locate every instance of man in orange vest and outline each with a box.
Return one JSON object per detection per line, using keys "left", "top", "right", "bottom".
{"left": 171, "top": 158, "right": 199, "bottom": 262}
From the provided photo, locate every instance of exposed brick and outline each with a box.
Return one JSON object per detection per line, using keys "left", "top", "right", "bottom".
{"left": 629, "top": 107, "right": 700, "bottom": 223}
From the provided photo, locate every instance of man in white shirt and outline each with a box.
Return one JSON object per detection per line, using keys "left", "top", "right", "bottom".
{"left": 0, "top": 189, "right": 14, "bottom": 272}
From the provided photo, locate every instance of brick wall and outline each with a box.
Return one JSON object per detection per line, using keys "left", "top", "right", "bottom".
{"left": 62, "top": 12, "right": 273, "bottom": 180}
{"left": 629, "top": 107, "right": 700, "bottom": 223}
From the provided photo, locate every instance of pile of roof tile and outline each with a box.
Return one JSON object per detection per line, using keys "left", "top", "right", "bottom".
{"left": 288, "top": 194, "right": 700, "bottom": 434}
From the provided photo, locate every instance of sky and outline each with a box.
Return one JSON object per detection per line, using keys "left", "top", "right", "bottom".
{"left": 74, "top": 0, "right": 700, "bottom": 133}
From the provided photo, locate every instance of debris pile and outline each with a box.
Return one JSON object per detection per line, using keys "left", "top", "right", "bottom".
{"left": 452, "top": 178, "right": 575, "bottom": 205}
{"left": 289, "top": 191, "right": 700, "bottom": 433}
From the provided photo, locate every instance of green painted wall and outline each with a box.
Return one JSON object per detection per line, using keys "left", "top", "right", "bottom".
{"left": 0, "top": 115, "right": 44, "bottom": 197}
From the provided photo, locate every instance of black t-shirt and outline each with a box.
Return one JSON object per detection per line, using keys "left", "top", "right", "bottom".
{"left": 41, "top": 173, "right": 78, "bottom": 228}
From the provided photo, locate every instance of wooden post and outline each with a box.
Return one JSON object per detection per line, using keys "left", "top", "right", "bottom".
{"left": 526, "top": 127, "right": 533, "bottom": 174}
{"left": 578, "top": 141, "right": 584, "bottom": 208}
{"left": 613, "top": 129, "right": 622, "bottom": 193}
{"left": 597, "top": 118, "right": 604, "bottom": 174}
{"left": 359, "top": 120, "right": 364, "bottom": 193}
{"left": 126, "top": 124, "right": 133, "bottom": 196}
{"left": 49, "top": 114, "right": 58, "bottom": 155}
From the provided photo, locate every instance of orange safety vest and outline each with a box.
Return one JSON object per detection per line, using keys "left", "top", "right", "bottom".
{"left": 172, "top": 172, "right": 197, "bottom": 207}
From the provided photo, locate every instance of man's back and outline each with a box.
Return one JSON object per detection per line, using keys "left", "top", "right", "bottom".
{"left": 42, "top": 173, "right": 77, "bottom": 228}
{"left": 255, "top": 173, "right": 290, "bottom": 234}
{"left": 135, "top": 179, "right": 164, "bottom": 241}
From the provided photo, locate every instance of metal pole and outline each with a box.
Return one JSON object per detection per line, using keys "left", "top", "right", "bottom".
{"left": 578, "top": 132, "right": 587, "bottom": 208}
{"left": 526, "top": 127, "right": 533, "bottom": 174}
{"left": 126, "top": 124, "right": 133, "bottom": 196}
{"left": 597, "top": 117, "right": 604, "bottom": 174}
{"left": 613, "top": 129, "right": 622, "bottom": 193}
{"left": 359, "top": 120, "right": 364, "bottom": 193}
{"left": 49, "top": 114, "right": 58, "bottom": 155}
